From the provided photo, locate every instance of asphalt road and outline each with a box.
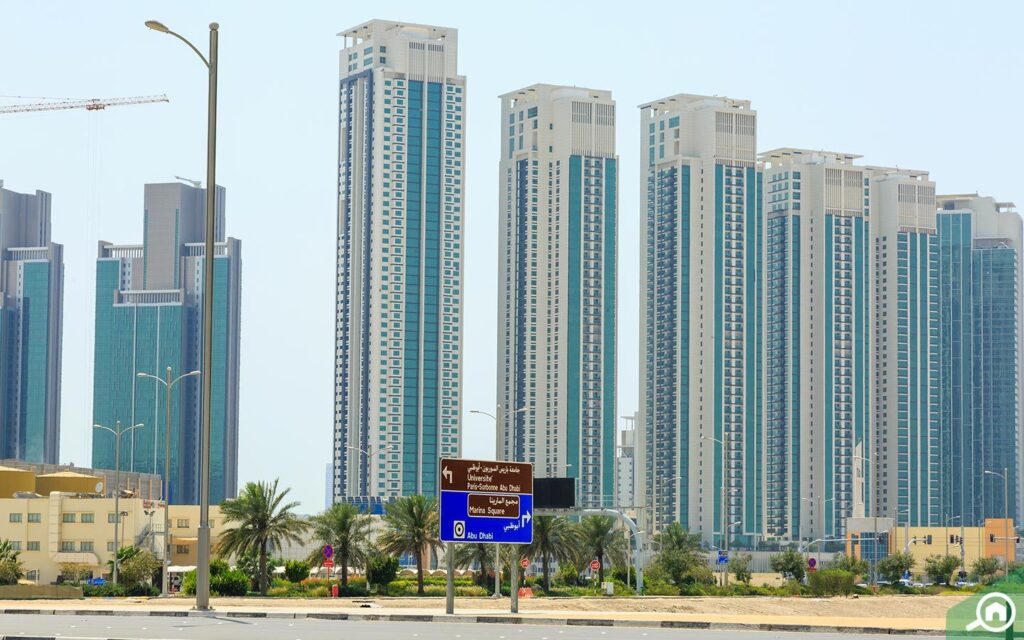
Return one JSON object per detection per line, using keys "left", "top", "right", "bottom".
{"left": 0, "top": 615, "right": 945, "bottom": 640}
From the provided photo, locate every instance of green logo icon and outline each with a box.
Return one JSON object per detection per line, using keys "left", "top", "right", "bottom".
{"left": 947, "top": 589, "right": 1023, "bottom": 638}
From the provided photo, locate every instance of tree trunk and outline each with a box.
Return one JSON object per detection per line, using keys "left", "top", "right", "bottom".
{"left": 543, "top": 554, "right": 551, "bottom": 592}
{"left": 416, "top": 547, "right": 425, "bottom": 596}
{"left": 259, "top": 541, "right": 268, "bottom": 596}
{"left": 597, "top": 549, "right": 605, "bottom": 585}
{"left": 341, "top": 551, "right": 349, "bottom": 588}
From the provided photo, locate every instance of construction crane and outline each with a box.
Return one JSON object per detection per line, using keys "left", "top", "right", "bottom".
{"left": 0, "top": 94, "right": 168, "bottom": 114}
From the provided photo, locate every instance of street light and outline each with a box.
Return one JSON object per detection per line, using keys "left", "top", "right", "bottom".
{"left": 471, "top": 405, "right": 530, "bottom": 599}
{"left": 145, "top": 18, "right": 219, "bottom": 611}
{"left": 852, "top": 454, "right": 877, "bottom": 585}
{"left": 345, "top": 443, "right": 398, "bottom": 498}
{"left": 984, "top": 468, "right": 1010, "bottom": 572}
{"left": 93, "top": 421, "right": 145, "bottom": 585}
{"left": 136, "top": 368, "right": 200, "bottom": 596}
{"left": 700, "top": 434, "right": 732, "bottom": 585}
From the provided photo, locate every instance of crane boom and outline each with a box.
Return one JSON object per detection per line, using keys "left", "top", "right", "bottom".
{"left": 0, "top": 94, "right": 169, "bottom": 114}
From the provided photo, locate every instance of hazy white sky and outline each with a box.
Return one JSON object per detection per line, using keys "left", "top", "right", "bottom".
{"left": 1, "top": 0, "right": 1020, "bottom": 512}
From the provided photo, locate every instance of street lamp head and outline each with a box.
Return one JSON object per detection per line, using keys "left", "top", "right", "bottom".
{"left": 145, "top": 20, "right": 171, "bottom": 33}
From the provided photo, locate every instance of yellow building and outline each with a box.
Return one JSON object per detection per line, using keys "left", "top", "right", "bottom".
{"left": 847, "top": 518, "right": 1016, "bottom": 579}
{"left": 0, "top": 466, "right": 227, "bottom": 585}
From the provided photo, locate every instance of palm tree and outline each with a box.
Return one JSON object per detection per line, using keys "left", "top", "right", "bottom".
{"left": 524, "top": 515, "right": 581, "bottom": 591}
{"left": 378, "top": 495, "right": 441, "bottom": 595}
{"left": 307, "top": 502, "right": 372, "bottom": 588}
{"left": 216, "top": 479, "right": 310, "bottom": 595}
{"left": 579, "top": 515, "right": 627, "bottom": 585}
{"left": 452, "top": 542, "right": 493, "bottom": 587}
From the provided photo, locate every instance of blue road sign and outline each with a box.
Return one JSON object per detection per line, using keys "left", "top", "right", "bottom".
{"left": 903, "top": 569, "right": 911, "bottom": 580}
{"left": 717, "top": 550, "right": 728, "bottom": 565}
{"left": 323, "top": 544, "right": 333, "bottom": 560}
{"left": 439, "top": 458, "right": 533, "bottom": 545}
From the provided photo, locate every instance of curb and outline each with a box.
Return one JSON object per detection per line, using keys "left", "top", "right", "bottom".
{"left": 0, "top": 608, "right": 942, "bottom": 636}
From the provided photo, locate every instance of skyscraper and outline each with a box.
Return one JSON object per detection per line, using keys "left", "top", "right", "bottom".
{"left": 334, "top": 21, "right": 464, "bottom": 502}
{"left": 760, "top": 148, "right": 872, "bottom": 540}
{"left": 92, "top": 182, "right": 241, "bottom": 505}
{"left": 936, "top": 194, "right": 1021, "bottom": 526}
{"left": 639, "top": 95, "right": 763, "bottom": 544}
{"left": 871, "top": 168, "right": 940, "bottom": 527}
{"left": 497, "top": 84, "right": 618, "bottom": 507}
{"left": 0, "top": 183, "right": 63, "bottom": 464}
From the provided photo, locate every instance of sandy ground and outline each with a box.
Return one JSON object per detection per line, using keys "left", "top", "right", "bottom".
{"left": 0, "top": 594, "right": 968, "bottom": 631}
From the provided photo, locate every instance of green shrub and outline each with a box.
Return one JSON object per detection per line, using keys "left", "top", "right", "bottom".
{"left": 367, "top": 554, "right": 399, "bottom": 595}
{"left": 83, "top": 583, "right": 128, "bottom": 597}
{"left": 284, "top": 560, "right": 310, "bottom": 584}
{"left": 210, "top": 559, "right": 230, "bottom": 576}
{"left": 781, "top": 579, "right": 805, "bottom": 596}
{"left": 808, "top": 569, "right": 855, "bottom": 596}
{"left": 0, "top": 559, "right": 22, "bottom": 586}
{"left": 307, "top": 586, "right": 329, "bottom": 598}
{"left": 211, "top": 569, "right": 250, "bottom": 596}
{"left": 643, "top": 582, "right": 680, "bottom": 596}
{"left": 182, "top": 570, "right": 196, "bottom": 595}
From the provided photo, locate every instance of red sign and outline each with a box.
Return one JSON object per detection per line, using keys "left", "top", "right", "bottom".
{"left": 590, "top": 559, "right": 600, "bottom": 571}
{"left": 520, "top": 557, "right": 529, "bottom": 569}
{"left": 323, "top": 558, "right": 334, "bottom": 569}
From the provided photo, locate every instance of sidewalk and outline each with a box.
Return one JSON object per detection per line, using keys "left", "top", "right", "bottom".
{"left": 0, "top": 596, "right": 954, "bottom": 634}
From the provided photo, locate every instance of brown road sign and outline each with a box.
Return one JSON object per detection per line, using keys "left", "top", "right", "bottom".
{"left": 467, "top": 493, "right": 521, "bottom": 519}
{"left": 440, "top": 458, "right": 533, "bottom": 494}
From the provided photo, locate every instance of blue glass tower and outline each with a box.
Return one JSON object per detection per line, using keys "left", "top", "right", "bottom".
{"left": 91, "top": 182, "right": 241, "bottom": 505}
{"left": 937, "top": 195, "right": 1021, "bottom": 526}
{"left": 0, "top": 183, "right": 63, "bottom": 464}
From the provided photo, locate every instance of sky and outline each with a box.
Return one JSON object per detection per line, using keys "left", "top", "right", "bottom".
{"left": 1, "top": 0, "right": 1021, "bottom": 513}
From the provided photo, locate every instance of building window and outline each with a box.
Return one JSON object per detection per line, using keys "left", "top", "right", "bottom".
{"left": 27, "top": 513, "right": 41, "bottom": 523}
{"left": 62, "top": 513, "right": 76, "bottom": 523}
{"left": 108, "top": 513, "right": 118, "bottom": 524}
{"left": 81, "top": 513, "right": 95, "bottom": 524}
{"left": 9, "top": 541, "right": 20, "bottom": 551}
{"left": 25, "top": 570, "right": 39, "bottom": 581}
{"left": 8, "top": 513, "right": 21, "bottom": 523}
{"left": 27, "top": 541, "right": 40, "bottom": 551}
{"left": 80, "top": 541, "right": 94, "bottom": 552}
{"left": 176, "top": 519, "right": 189, "bottom": 529}
{"left": 176, "top": 545, "right": 190, "bottom": 554}
{"left": 60, "top": 541, "right": 75, "bottom": 552}
{"left": 107, "top": 542, "right": 116, "bottom": 552}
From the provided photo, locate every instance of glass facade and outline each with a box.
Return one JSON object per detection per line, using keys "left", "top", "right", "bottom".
{"left": 938, "top": 211, "right": 1019, "bottom": 525}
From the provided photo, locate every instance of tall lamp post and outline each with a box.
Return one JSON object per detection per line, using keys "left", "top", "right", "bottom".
{"left": 137, "top": 368, "right": 200, "bottom": 596}
{"left": 471, "top": 405, "right": 530, "bottom": 598}
{"left": 852, "top": 454, "right": 877, "bottom": 584}
{"left": 145, "top": 18, "right": 219, "bottom": 611}
{"left": 984, "top": 468, "right": 1010, "bottom": 572}
{"left": 93, "top": 421, "right": 145, "bottom": 585}
{"left": 345, "top": 443, "right": 398, "bottom": 498}
{"left": 700, "top": 434, "right": 731, "bottom": 585}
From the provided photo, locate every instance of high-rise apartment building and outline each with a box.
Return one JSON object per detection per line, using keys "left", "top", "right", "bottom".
{"left": 639, "top": 95, "right": 763, "bottom": 544}
{"left": 0, "top": 183, "right": 63, "bottom": 464}
{"left": 92, "top": 182, "right": 241, "bottom": 505}
{"left": 760, "top": 148, "right": 873, "bottom": 540}
{"left": 497, "top": 84, "right": 618, "bottom": 507}
{"left": 871, "top": 168, "right": 940, "bottom": 527}
{"left": 333, "top": 21, "right": 465, "bottom": 502}
{"left": 936, "top": 194, "right": 1021, "bottom": 526}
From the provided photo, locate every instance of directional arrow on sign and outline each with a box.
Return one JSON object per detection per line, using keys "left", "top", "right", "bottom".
{"left": 442, "top": 466, "right": 453, "bottom": 484}
{"left": 522, "top": 510, "right": 532, "bottom": 527}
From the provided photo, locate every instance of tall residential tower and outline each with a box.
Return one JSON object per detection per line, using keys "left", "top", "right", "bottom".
{"left": 760, "top": 148, "right": 873, "bottom": 540}
{"left": 639, "top": 94, "right": 763, "bottom": 544}
{"left": 333, "top": 21, "right": 465, "bottom": 502}
{"left": 92, "top": 182, "right": 241, "bottom": 505}
{"left": 871, "top": 168, "right": 940, "bottom": 527}
{"left": 497, "top": 84, "right": 618, "bottom": 507}
{"left": 0, "top": 183, "right": 63, "bottom": 464}
{"left": 936, "top": 194, "right": 1021, "bottom": 527}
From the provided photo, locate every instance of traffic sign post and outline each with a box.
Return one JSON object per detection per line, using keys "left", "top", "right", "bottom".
{"left": 440, "top": 458, "right": 534, "bottom": 615}
{"left": 439, "top": 458, "right": 534, "bottom": 544}
{"left": 717, "top": 550, "right": 729, "bottom": 566}
{"left": 590, "top": 559, "right": 601, "bottom": 571}
{"left": 521, "top": 557, "right": 530, "bottom": 569}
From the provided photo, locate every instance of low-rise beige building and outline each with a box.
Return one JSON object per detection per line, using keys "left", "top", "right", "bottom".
{"left": 0, "top": 466, "right": 226, "bottom": 584}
